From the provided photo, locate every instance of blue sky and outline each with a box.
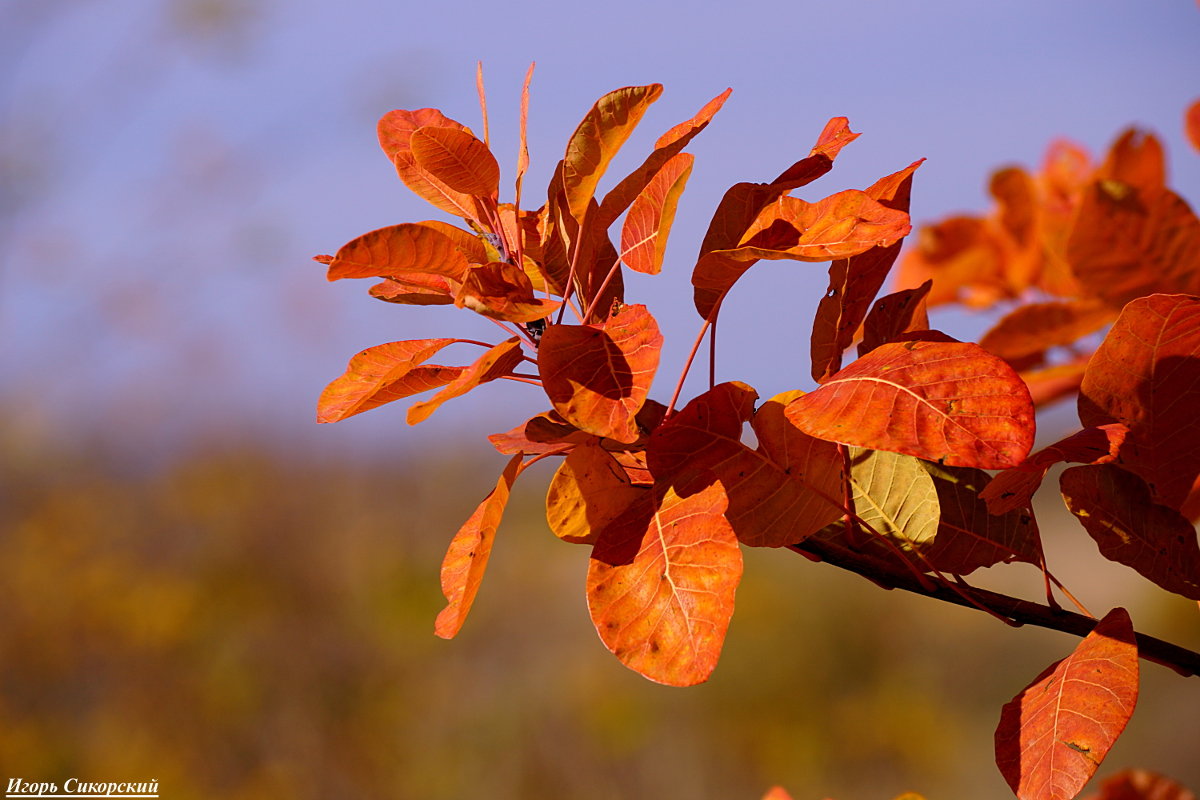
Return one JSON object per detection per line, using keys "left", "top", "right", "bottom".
{"left": 2, "top": 0, "right": 1198, "bottom": 460}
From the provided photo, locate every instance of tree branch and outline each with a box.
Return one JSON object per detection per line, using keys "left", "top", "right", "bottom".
{"left": 790, "top": 537, "right": 1200, "bottom": 678}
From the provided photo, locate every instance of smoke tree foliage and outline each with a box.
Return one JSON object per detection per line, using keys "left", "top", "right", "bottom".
{"left": 315, "top": 66, "right": 1200, "bottom": 800}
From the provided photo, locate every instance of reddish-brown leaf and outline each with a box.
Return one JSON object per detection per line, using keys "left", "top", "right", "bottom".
{"left": 1068, "top": 183, "right": 1200, "bottom": 306}
{"left": 597, "top": 88, "right": 731, "bottom": 228}
{"left": 539, "top": 304, "right": 663, "bottom": 443}
{"left": 546, "top": 440, "right": 651, "bottom": 544}
{"left": 1060, "top": 465, "right": 1200, "bottom": 600}
{"left": 377, "top": 108, "right": 482, "bottom": 221}
{"left": 1188, "top": 100, "right": 1200, "bottom": 153}
{"left": 562, "top": 84, "right": 663, "bottom": 222}
{"left": 368, "top": 274, "right": 456, "bottom": 306}
{"left": 587, "top": 481, "right": 742, "bottom": 686}
{"left": 857, "top": 279, "right": 933, "bottom": 358}
{"left": 455, "top": 261, "right": 561, "bottom": 322}
{"left": 620, "top": 152, "right": 694, "bottom": 274}
{"left": 326, "top": 221, "right": 483, "bottom": 282}
{"left": 981, "top": 424, "right": 1128, "bottom": 515}
{"left": 1085, "top": 769, "right": 1197, "bottom": 800}
{"left": 434, "top": 454, "right": 523, "bottom": 638}
{"left": 1097, "top": 129, "right": 1165, "bottom": 194}
{"left": 409, "top": 126, "right": 501, "bottom": 198}
{"left": 407, "top": 337, "right": 524, "bottom": 425}
{"left": 980, "top": 300, "right": 1116, "bottom": 365}
{"left": 648, "top": 384, "right": 842, "bottom": 547}
{"left": 995, "top": 607, "right": 1139, "bottom": 800}
{"left": 1078, "top": 294, "right": 1200, "bottom": 507}
{"left": 786, "top": 339, "right": 1036, "bottom": 469}
{"left": 317, "top": 339, "right": 463, "bottom": 423}
{"left": 812, "top": 160, "right": 925, "bottom": 380}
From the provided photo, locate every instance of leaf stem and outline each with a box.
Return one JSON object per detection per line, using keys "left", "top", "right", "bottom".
{"left": 665, "top": 315, "right": 713, "bottom": 417}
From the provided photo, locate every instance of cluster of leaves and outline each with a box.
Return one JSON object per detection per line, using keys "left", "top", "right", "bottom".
{"left": 316, "top": 70, "right": 1200, "bottom": 800}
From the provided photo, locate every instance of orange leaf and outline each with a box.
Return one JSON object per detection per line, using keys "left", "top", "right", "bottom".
{"left": 377, "top": 108, "right": 483, "bottom": 221}
{"left": 562, "top": 84, "right": 663, "bottom": 222}
{"left": 409, "top": 126, "right": 501, "bottom": 198}
{"left": 1060, "top": 465, "right": 1200, "bottom": 600}
{"left": 995, "top": 607, "right": 1139, "bottom": 800}
{"left": 597, "top": 87, "right": 731, "bottom": 228}
{"left": 980, "top": 300, "right": 1116, "bottom": 365}
{"left": 981, "top": 424, "right": 1128, "bottom": 515}
{"left": 1085, "top": 769, "right": 1197, "bottom": 800}
{"left": 1098, "top": 129, "right": 1165, "bottom": 194}
{"left": 1078, "top": 294, "right": 1200, "bottom": 507}
{"left": 539, "top": 304, "right": 663, "bottom": 443}
{"left": 786, "top": 339, "right": 1035, "bottom": 469}
{"left": 620, "top": 152, "right": 694, "bottom": 274}
{"left": 546, "top": 440, "right": 651, "bottom": 544}
{"left": 326, "top": 221, "right": 482, "bottom": 282}
{"left": 761, "top": 789, "right": 795, "bottom": 800}
{"left": 455, "top": 261, "right": 561, "bottom": 322}
{"left": 515, "top": 63, "right": 534, "bottom": 202}
{"left": 857, "top": 279, "right": 932, "bottom": 358}
{"left": 317, "top": 339, "right": 463, "bottom": 423}
{"left": 1188, "top": 100, "right": 1200, "bottom": 153}
{"left": 812, "top": 160, "right": 924, "bottom": 381}
{"left": 368, "top": 275, "right": 456, "bottom": 306}
{"left": 647, "top": 384, "right": 843, "bottom": 547}
{"left": 587, "top": 481, "right": 742, "bottom": 686}
{"left": 407, "top": 337, "right": 524, "bottom": 425}
{"left": 434, "top": 454, "right": 523, "bottom": 638}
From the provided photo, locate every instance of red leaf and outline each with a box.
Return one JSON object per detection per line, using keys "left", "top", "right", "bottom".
{"left": 786, "top": 339, "right": 1036, "bottom": 469}
{"left": 562, "top": 84, "right": 663, "bottom": 222}
{"left": 1097, "top": 129, "right": 1165, "bottom": 194}
{"left": 539, "top": 304, "right": 663, "bottom": 443}
{"left": 1188, "top": 100, "right": 1200, "bottom": 154}
{"left": 981, "top": 424, "right": 1128, "bottom": 515}
{"left": 407, "top": 338, "right": 524, "bottom": 425}
{"left": 317, "top": 339, "right": 463, "bottom": 423}
{"left": 619, "top": 152, "right": 694, "bottom": 274}
{"left": 368, "top": 275, "right": 456, "bottom": 306}
{"left": 1085, "top": 769, "right": 1197, "bottom": 800}
{"left": 995, "top": 607, "right": 1139, "bottom": 800}
{"left": 409, "top": 126, "right": 501, "bottom": 198}
{"left": 587, "top": 480, "right": 742, "bottom": 686}
{"left": 434, "top": 455, "right": 523, "bottom": 638}
{"left": 1078, "top": 294, "right": 1200, "bottom": 507}
{"left": 377, "top": 108, "right": 483, "bottom": 221}
{"left": 1060, "top": 465, "right": 1200, "bottom": 600}
{"left": 857, "top": 279, "right": 933, "bottom": 358}
{"left": 455, "top": 261, "right": 561, "bottom": 322}
{"left": 980, "top": 300, "right": 1116, "bottom": 365}
{"left": 326, "top": 221, "right": 483, "bottom": 282}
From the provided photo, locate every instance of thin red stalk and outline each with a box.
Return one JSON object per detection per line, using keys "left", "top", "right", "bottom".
{"left": 486, "top": 317, "right": 535, "bottom": 347}
{"left": 665, "top": 316, "right": 713, "bottom": 417}
{"left": 500, "top": 374, "right": 543, "bottom": 386}
{"left": 708, "top": 315, "right": 717, "bottom": 389}
{"left": 582, "top": 255, "right": 623, "bottom": 322}
{"left": 475, "top": 61, "right": 490, "bottom": 148}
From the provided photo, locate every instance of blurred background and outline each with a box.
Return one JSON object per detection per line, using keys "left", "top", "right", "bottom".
{"left": 1, "top": 1, "right": 1198, "bottom": 798}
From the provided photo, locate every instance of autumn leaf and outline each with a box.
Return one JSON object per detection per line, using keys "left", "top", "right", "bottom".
{"left": 409, "top": 125, "right": 500, "bottom": 198}
{"left": 377, "top": 108, "right": 483, "bottom": 221}
{"left": 1078, "top": 294, "right": 1200, "bottom": 507}
{"left": 1097, "top": 129, "right": 1165, "bottom": 193}
{"left": 856, "top": 279, "right": 933, "bottom": 358}
{"left": 619, "top": 152, "right": 694, "bottom": 274}
{"left": 546, "top": 440, "right": 651, "bottom": 544}
{"left": 761, "top": 788, "right": 794, "bottom": 800}
{"left": 995, "top": 607, "right": 1139, "bottom": 800}
{"left": 407, "top": 337, "right": 524, "bottom": 425}
{"left": 1060, "top": 464, "right": 1200, "bottom": 600}
{"left": 454, "top": 261, "right": 561, "bottom": 322}
{"left": 434, "top": 454, "right": 523, "bottom": 638}
{"left": 368, "top": 275, "right": 456, "bottom": 306}
{"left": 1188, "top": 100, "right": 1200, "bottom": 153}
{"left": 539, "top": 304, "right": 663, "bottom": 442}
{"left": 1084, "top": 769, "right": 1197, "bottom": 800}
{"left": 326, "top": 221, "right": 483, "bottom": 283}
{"left": 587, "top": 480, "right": 742, "bottom": 686}
{"left": 562, "top": 84, "right": 663, "bottom": 222}
{"left": 981, "top": 424, "right": 1128, "bottom": 515}
{"left": 317, "top": 339, "right": 463, "bottom": 423}
{"left": 979, "top": 300, "right": 1116, "bottom": 366}
{"left": 786, "top": 339, "right": 1036, "bottom": 469}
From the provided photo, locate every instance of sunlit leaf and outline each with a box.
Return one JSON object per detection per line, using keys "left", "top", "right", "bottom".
{"left": 980, "top": 300, "right": 1116, "bottom": 365}
{"left": 546, "top": 440, "right": 651, "bottom": 544}
{"left": 1097, "top": 129, "right": 1165, "bottom": 193}
{"left": 1188, "top": 100, "right": 1200, "bottom": 153}
{"left": 1078, "top": 294, "right": 1200, "bottom": 507}
{"left": 407, "top": 338, "right": 524, "bottom": 425}
{"left": 562, "top": 84, "right": 663, "bottom": 222}
{"left": 515, "top": 63, "right": 534, "bottom": 204}
{"left": 786, "top": 339, "right": 1036, "bottom": 469}
{"left": 317, "top": 339, "right": 463, "bottom": 423}
{"left": 995, "top": 607, "right": 1139, "bottom": 800}
{"left": 1084, "top": 769, "right": 1197, "bottom": 800}
{"left": 410, "top": 126, "right": 501, "bottom": 198}
{"left": 434, "top": 454, "right": 523, "bottom": 638}
{"left": 587, "top": 480, "right": 742, "bottom": 686}
{"left": 455, "top": 261, "right": 561, "bottom": 322}
{"left": 326, "top": 221, "right": 481, "bottom": 282}
{"left": 856, "top": 279, "right": 933, "bottom": 359}
{"left": 368, "top": 275, "right": 456, "bottom": 306}
{"left": 539, "top": 304, "right": 662, "bottom": 443}
{"left": 378, "top": 108, "right": 483, "bottom": 221}
{"left": 1060, "top": 464, "right": 1200, "bottom": 600}
{"left": 620, "top": 152, "right": 694, "bottom": 274}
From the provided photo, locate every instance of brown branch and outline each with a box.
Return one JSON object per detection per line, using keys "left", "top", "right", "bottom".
{"left": 790, "top": 537, "right": 1200, "bottom": 678}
